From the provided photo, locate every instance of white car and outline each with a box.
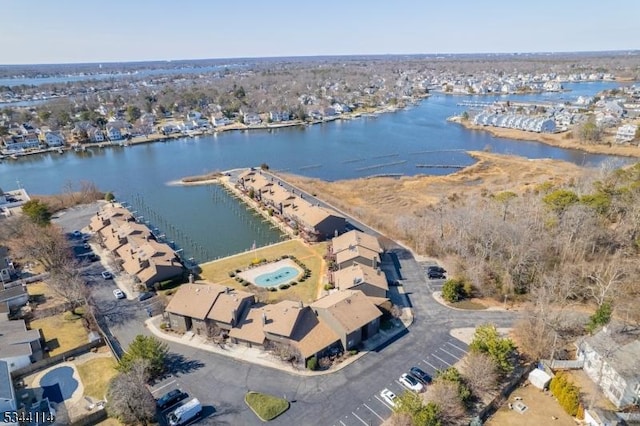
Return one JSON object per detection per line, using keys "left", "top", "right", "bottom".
{"left": 113, "top": 289, "right": 125, "bottom": 299}
{"left": 380, "top": 388, "right": 397, "bottom": 408}
{"left": 399, "top": 373, "right": 424, "bottom": 393}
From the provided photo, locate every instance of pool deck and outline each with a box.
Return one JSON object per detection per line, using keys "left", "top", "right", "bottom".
{"left": 238, "top": 259, "right": 302, "bottom": 286}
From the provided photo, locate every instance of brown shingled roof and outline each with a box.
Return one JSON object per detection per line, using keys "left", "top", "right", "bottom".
{"left": 229, "top": 307, "right": 267, "bottom": 345}
{"left": 262, "top": 300, "right": 306, "bottom": 338}
{"left": 332, "top": 230, "right": 382, "bottom": 254}
{"left": 333, "top": 263, "right": 388, "bottom": 292}
{"left": 165, "top": 283, "right": 225, "bottom": 320}
{"left": 311, "top": 290, "right": 382, "bottom": 334}
{"left": 206, "top": 289, "right": 254, "bottom": 324}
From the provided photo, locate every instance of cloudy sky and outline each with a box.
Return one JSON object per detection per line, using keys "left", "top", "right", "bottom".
{"left": 2, "top": 0, "right": 639, "bottom": 64}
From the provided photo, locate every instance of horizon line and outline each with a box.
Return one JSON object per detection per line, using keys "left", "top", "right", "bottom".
{"left": 1, "top": 49, "right": 639, "bottom": 68}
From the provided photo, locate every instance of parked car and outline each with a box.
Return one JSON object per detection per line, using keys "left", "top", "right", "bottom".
{"left": 156, "top": 389, "right": 188, "bottom": 410}
{"left": 71, "top": 230, "right": 82, "bottom": 238}
{"left": 113, "top": 289, "right": 125, "bottom": 299}
{"left": 101, "top": 271, "right": 113, "bottom": 280}
{"left": 409, "top": 366, "right": 432, "bottom": 384}
{"left": 427, "top": 265, "right": 446, "bottom": 274}
{"left": 399, "top": 373, "right": 424, "bottom": 392}
{"left": 138, "top": 291, "right": 156, "bottom": 302}
{"left": 380, "top": 388, "right": 397, "bottom": 407}
{"left": 167, "top": 398, "right": 201, "bottom": 426}
{"left": 427, "top": 269, "right": 446, "bottom": 279}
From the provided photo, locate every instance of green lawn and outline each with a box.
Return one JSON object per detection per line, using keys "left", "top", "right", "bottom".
{"left": 76, "top": 356, "right": 118, "bottom": 400}
{"left": 245, "top": 392, "right": 290, "bottom": 421}
{"left": 199, "top": 240, "right": 327, "bottom": 304}
{"left": 30, "top": 312, "right": 89, "bottom": 356}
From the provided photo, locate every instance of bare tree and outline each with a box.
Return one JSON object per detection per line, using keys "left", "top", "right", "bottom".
{"left": 584, "top": 255, "right": 627, "bottom": 308}
{"left": 266, "top": 341, "right": 302, "bottom": 364}
{"left": 460, "top": 352, "right": 498, "bottom": 398}
{"left": 47, "top": 261, "right": 88, "bottom": 312}
{"left": 107, "top": 359, "right": 156, "bottom": 425}
{"left": 426, "top": 380, "right": 466, "bottom": 425}
{"left": 9, "top": 219, "right": 73, "bottom": 271}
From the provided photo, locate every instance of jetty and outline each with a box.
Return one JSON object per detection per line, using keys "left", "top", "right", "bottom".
{"left": 355, "top": 160, "right": 407, "bottom": 172}
{"left": 415, "top": 164, "right": 466, "bottom": 169}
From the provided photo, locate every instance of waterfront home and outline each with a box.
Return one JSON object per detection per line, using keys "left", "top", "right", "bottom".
{"left": 577, "top": 327, "right": 640, "bottom": 409}
{"left": 282, "top": 198, "right": 346, "bottom": 242}
{"left": 311, "top": 290, "right": 382, "bottom": 351}
{"left": 102, "top": 219, "right": 152, "bottom": 252}
{"left": 89, "top": 204, "right": 134, "bottom": 233}
{"left": 268, "top": 111, "right": 291, "bottom": 122}
{"left": 105, "top": 123, "right": 123, "bottom": 141}
{"left": 322, "top": 107, "right": 337, "bottom": 118}
{"left": 332, "top": 263, "right": 388, "bottom": 298}
{"left": 42, "top": 130, "right": 65, "bottom": 147}
{"left": 243, "top": 112, "right": 262, "bottom": 126}
{"left": 332, "top": 230, "right": 382, "bottom": 255}
{"left": 116, "top": 236, "right": 183, "bottom": 287}
{"left": 261, "top": 185, "right": 296, "bottom": 214}
{"left": 165, "top": 283, "right": 254, "bottom": 335}
{"left": 186, "top": 111, "right": 202, "bottom": 121}
{"left": 615, "top": 124, "right": 638, "bottom": 143}
{"left": 0, "top": 314, "right": 43, "bottom": 372}
{"left": 87, "top": 127, "right": 105, "bottom": 142}
{"left": 0, "top": 360, "right": 17, "bottom": 426}
{"left": 211, "top": 113, "right": 231, "bottom": 127}
{"left": 0, "top": 246, "right": 16, "bottom": 284}
{"left": 1, "top": 134, "right": 41, "bottom": 151}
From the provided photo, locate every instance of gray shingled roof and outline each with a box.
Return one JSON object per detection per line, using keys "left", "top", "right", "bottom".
{"left": 0, "top": 360, "right": 14, "bottom": 401}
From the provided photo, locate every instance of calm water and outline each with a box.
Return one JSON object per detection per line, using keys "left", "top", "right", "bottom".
{"left": 0, "top": 81, "right": 633, "bottom": 262}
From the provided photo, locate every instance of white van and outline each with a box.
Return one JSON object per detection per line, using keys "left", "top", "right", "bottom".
{"left": 167, "top": 398, "right": 202, "bottom": 426}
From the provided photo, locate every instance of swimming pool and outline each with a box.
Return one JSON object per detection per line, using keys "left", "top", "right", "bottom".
{"left": 254, "top": 266, "right": 300, "bottom": 287}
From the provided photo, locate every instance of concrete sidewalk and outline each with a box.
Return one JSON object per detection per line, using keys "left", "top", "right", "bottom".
{"left": 146, "top": 306, "right": 413, "bottom": 377}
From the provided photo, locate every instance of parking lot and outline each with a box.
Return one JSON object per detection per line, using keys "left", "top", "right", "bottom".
{"left": 150, "top": 374, "right": 220, "bottom": 426}
{"left": 332, "top": 337, "right": 468, "bottom": 426}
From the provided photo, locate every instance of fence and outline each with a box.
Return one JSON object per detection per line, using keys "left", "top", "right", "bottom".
{"left": 10, "top": 339, "right": 104, "bottom": 379}
{"left": 69, "top": 408, "right": 108, "bottom": 426}
{"left": 478, "top": 363, "right": 537, "bottom": 422}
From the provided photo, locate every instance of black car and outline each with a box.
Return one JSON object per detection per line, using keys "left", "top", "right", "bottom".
{"left": 427, "top": 270, "right": 446, "bottom": 279}
{"left": 409, "top": 367, "right": 432, "bottom": 384}
{"left": 138, "top": 291, "right": 156, "bottom": 302}
{"left": 426, "top": 265, "right": 446, "bottom": 274}
{"left": 156, "top": 389, "right": 188, "bottom": 410}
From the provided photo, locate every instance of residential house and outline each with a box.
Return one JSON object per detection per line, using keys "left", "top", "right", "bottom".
{"left": 311, "top": 290, "right": 382, "bottom": 351}
{"left": 584, "top": 408, "right": 624, "bottom": 426}
{"left": 2, "top": 134, "right": 40, "bottom": 151}
{"left": 102, "top": 219, "right": 151, "bottom": 252}
{"left": 211, "top": 114, "right": 231, "bottom": 127}
{"left": 0, "top": 247, "right": 15, "bottom": 285}
{"left": 332, "top": 230, "right": 382, "bottom": 256}
{"left": 89, "top": 204, "right": 134, "bottom": 233}
{"left": 268, "top": 111, "right": 290, "bottom": 122}
{"left": 577, "top": 327, "right": 640, "bottom": 409}
{"left": 87, "top": 127, "right": 105, "bottom": 142}
{"left": 332, "top": 263, "right": 388, "bottom": 298}
{"left": 616, "top": 124, "right": 638, "bottom": 143}
{"left": 0, "top": 315, "right": 42, "bottom": 372}
{"left": 116, "top": 237, "right": 183, "bottom": 286}
{"left": 243, "top": 112, "right": 262, "bottom": 126}
{"left": 282, "top": 198, "right": 346, "bottom": 242}
{"left": 334, "top": 244, "right": 381, "bottom": 270}
{"left": 42, "top": 131, "right": 65, "bottom": 147}
{"left": 105, "top": 121, "right": 130, "bottom": 141}
{"left": 0, "top": 360, "right": 17, "bottom": 426}
{"left": 166, "top": 283, "right": 254, "bottom": 335}
{"left": 0, "top": 285, "right": 28, "bottom": 309}
{"left": 261, "top": 185, "right": 296, "bottom": 214}
{"left": 229, "top": 301, "right": 340, "bottom": 362}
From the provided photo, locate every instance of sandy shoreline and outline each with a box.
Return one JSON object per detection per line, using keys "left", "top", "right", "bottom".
{"left": 453, "top": 118, "right": 640, "bottom": 159}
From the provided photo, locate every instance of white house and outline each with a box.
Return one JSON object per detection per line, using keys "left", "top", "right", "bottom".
{"left": 2, "top": 134, "right": 40, "bottom": 151}
{"left": 87, "top": 127, "right": 105, "bottom": 142}
{"left": 243, "top": 112, "right": 261, "bottom": 126}
{"left": 211, "top": 114, "right": 231, "bottom": 127}
{"left": 0, "top": 360, "right": 17, "bottom": 426}
{"left": 577, "top": 328, "right": 640, "bottom": 409}
{"left": 105, "top": 124, "right": 123, "bottom": 141}
{"left": 615, "top": 124, "right": 637, "bottom": 143}
{"left": 43, "top": 131, "right": 65, "bottom": 147}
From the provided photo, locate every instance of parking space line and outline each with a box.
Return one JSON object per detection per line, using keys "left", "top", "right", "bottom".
{"left": 363, "top": 403, "right": 384, "bottom": 421}
{"left": 422, "top": 358, "right": 440, "bottom": 371}
{"left": 151, "top": 379, "right": 176, "bottom": 394}
{"left": 440, "top": 347, "right": 461, "bottom": 360}
{"left": 352, "top": 411, "right": 369, "bottom": 426}
{"left": 446, "top": 341, "right": 468, "bottom": 353}
{"left": 432, "top": 353, "right": 452, "bottom": 367}
{"left": 374, "top": 395, "right": 393, "bottom": 411}
{"left": 339, "top": 421, "right": 346, "bottom": 426}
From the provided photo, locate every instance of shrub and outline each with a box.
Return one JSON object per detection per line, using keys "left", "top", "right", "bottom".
{"left": 165, "top": 289, "right": 176, "bottom": 296}
{"left": 442, "top": 278, "right": 469, "bottom": 302}
{"left": 318, "top": 357, "right": 332, "bottom": 370}
{"left": 298, "top": 277, "right": 306, "bottom": 283}
{"left": 228, "top": 271, "right": 236, "bottom": 278}
{"left": 549, "top": 373, "right": 581, "bottom": 417}
{"left": 324, "top": 284, "right": 334, "bottom": 291}
{"left": 289, "top": 281, "right": 297, "bottom": 286}
{"left": 104, "top": 192, "right": 115, "bottom": 202}
{"left": 278, "top": 284, "right": 290, "bottom": 290}
{"left": 241, "top": 281, "right": 250, "bottom": 287}
{"left": 268, "top": 287, "right": 277, "bottom": 292}
{"left": 348, "top": 349, "right": 359, "bottom": 356}
{"left": 235, "top": 269, "right": 241, "bottom": 273}
{"left": 306, "top": 356, "right": 318, "bottom": 370}
{"left": 159, "top": 323, "right": 169, "bottom": 330}
{"left": 260, "top": 258, "right": 267, "bottom": 263}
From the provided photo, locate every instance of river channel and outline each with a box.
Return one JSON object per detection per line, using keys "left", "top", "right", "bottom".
{"left": 0, "top": 81, "right": 633, "bottom": 262}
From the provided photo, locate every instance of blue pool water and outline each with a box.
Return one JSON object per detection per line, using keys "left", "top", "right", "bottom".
{"left": 254, "top": 266, "right": 300, "bottom": 287}
{"left": 40, "top": 366, "right": 78, "bottom": 403}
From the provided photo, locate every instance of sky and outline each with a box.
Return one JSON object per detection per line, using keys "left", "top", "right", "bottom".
{"left": 2, "top": 0, "right": 639, "bottom": 64}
